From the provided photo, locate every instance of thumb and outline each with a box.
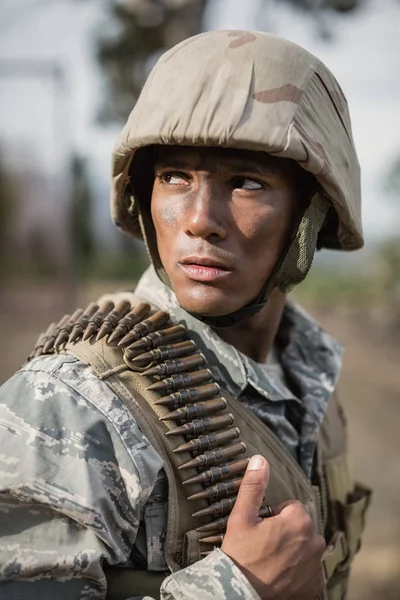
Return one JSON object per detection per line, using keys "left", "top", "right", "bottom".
{"left": 230, "top": 455, "right": 270, "bottom": 527}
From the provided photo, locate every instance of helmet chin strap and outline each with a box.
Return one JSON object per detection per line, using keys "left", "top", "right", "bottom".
{"left": 189, "top": 292, "right": 268, "bottom": 329}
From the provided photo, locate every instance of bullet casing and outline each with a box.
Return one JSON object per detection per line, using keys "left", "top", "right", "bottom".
{"left": 68, "top": 303, "right": 99, "bottom": 343}
{"left": 127, "top": 324, "right": 187, "bottom": 351}
{"left": 83, "top": 301, "right": 115, "bottom": 340}
{"left": 108, "top": 302, "right": 151, "bottom": 343}
{"left": 132, "top": 340, "right": 196, "bottom": 367}
{"left": 143, "top": 353, "right": 205, "bottom": 377}
{"left": 118, "top": 311, "right": 170, "bottom": 346}
{"left": 173, "top": 426, "right": 240, "bottom": 454}
{"left": 179, "top": 441, "right": 246, "bottom": 470}
{"left": 182, "top": 458, "right": 249, "bottom": 486}
{"left": 165, "top": 413, "right": 234, "bottom": 437}
{"left": 155, "top": 382, "right": 220, "bottom": 408}
{"left": 147, "top": 369, "right": 212, "bottom": 393}
{"left": 192, "top": 497, "right": 237, "bottom": 518}
{"left": 160, "top": 398, "right": 227, "bottom": 422}
{"left": 95, "top": 300, "right": 131, "bottom": 341}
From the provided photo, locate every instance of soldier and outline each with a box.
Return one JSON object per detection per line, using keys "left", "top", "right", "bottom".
{"left": 0, "top": 31, "right": 370, "bottom": 600}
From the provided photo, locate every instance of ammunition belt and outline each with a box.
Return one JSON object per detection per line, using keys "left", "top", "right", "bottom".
{"left": 29, "top": 298, "right": 276, "bottom": 553}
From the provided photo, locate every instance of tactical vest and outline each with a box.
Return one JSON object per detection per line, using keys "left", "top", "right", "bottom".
{"left": 31, "top": 297, "right": 371, "bottom": 600}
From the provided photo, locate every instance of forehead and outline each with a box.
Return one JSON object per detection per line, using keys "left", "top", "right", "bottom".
{"left": 155, "top": 145, "right": 298, "bottom": 179}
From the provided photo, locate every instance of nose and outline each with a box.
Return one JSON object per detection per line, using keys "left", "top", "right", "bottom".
{"left": 185, "top": 179, "right": 227, "bottom": 241}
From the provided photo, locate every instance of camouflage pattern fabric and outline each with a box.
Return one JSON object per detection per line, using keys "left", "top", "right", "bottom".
{"left": 0, "top": 267, "right": 341, "bottom": 598}
{"left": 112, "top": 30, "right": 363, "bottom": 255}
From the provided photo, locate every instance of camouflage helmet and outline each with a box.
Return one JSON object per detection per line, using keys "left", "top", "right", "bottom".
{"left": 110, "top": 30, "right": 362, "bottom": 319}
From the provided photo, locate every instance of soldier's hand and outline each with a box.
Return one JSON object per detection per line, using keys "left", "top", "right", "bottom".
{"left": 221, "top": 455, "right": 326, "bottom": 600}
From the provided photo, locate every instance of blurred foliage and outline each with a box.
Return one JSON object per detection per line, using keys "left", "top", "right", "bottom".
{"left": 376, "top": 155, "right": 400, "bottom": 325}
{"left": 377, "top": 238, "right": 400, "bottom": 322}
{"left": 81, "top": 249, "right": 149, "bottom": 281}
{"left": 283, "top": 0, "right": 363, "bottom": 12}
{"left": 293, "top": 267, "right": 378, "bottom": 310}
{"left": 0, "top": 152, "right": 15, "bottom": 251}
{"left": 71, "top": 154, "right": 95, "bottom": 274}
{"left": 96, "top": 0, "right": 206, "bottom": 123}
{"left": 92, "top": 0, "right": 365, "bottom": 124}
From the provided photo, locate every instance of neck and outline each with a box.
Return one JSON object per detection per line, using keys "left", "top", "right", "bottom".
{"left": 215, "top": 289, "right": 286, "bottom": 363}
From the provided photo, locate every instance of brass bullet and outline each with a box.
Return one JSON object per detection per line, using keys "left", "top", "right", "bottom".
{"left": 95, "top": 300, "right": 131, "bottom": 341}
{"left": 83, "top": 301, "right": 115, "bottom": 341}
{"left": 108, "top": 302, "right": 151, "bottom": 343}
{"left": 196, "top": 516, "right": 229, "bottom": 533}
{"left": 188, "top": 477, "right": 243, "bottom": 501}
{"left": 131, "top": 340, "right": 196, "bottom": 367}
{"left": 183, "top": 458, "right": 249, "bottom": 486}
{"left": 126, "top": 324, "right": 187, "bottom": 352}
{"left": 178, "top": 442, "right": 246, "bottom": 471}
{"left": 30, "top": 321, "right": 56, "bottom": 360}
{"left": 195, "top": 500, "right": 273, "bottom": 535}
{"left": 154, "top": 382, "right": 220, "bottom": 408}
{"left": 147, "top": 369, "right": 212, "bottom": 393}
{"left": 43, "top": 313, "right": 72, "bottom": 353}
{"left": 173, "top": 426, "right": 239, "bottom": 454}
{"left": 53, "top": 308, "right": 84, "bottom": 349}
{"left": 192, "top": 497, "right": 237, "bottom": 519}
{"left": 199, "top": 534, "right": 224, "bottom": 544}
{"left": 118, "top": 311, "right": 170, "bottom": 346}
{"left": 28, "top": 332, "right": 45, "bottom": 361}
{"left": 143, "top": 353, "right": 205, "bottom": 377}
{"left": 68, "top": 302, "right": 99, "bottom": 343}
{"left": 165, "top": 413, "right": 234, "bottom": 437}
{"left": 160, "top": 398, "right": 227, "bottom": 422}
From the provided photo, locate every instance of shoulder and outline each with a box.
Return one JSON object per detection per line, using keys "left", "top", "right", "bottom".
{"left": 0, "top": 353, "right": 163, "bottom": 504}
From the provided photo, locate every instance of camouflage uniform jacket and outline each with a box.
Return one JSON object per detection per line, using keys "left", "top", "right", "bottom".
{"left": 0, "top": 267, "right": 342, "bottom": 600}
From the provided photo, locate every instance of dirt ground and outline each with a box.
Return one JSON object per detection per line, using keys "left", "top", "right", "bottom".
{"left": 1, "top": 281, "right": 399, "bottom": 599}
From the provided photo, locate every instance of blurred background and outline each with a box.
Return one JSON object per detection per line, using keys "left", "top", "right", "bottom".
{"left": 0, "top": 0, "right": 399, "bottom": 597}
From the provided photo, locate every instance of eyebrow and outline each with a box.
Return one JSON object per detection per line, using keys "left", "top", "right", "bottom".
{"left": 155, "top": 156, "right": 280, "bottom": 178}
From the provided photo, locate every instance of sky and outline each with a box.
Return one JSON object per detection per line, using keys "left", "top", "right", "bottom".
{"left": 0, "top": 0, "right": 399, "bottom": 246}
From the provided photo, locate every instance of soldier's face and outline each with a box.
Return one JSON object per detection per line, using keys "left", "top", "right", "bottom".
{"left": 151, "top": 146, "right": 306, "bottom": 317}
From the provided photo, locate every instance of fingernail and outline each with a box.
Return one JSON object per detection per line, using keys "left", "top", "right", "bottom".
{"left": 248, "top": 455, "right": 264, "bottom": 471}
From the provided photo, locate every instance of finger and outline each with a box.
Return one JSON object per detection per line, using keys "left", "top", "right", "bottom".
{"left": 271, "top": 499, "right": 301, "bottom": 515}
{"left": 229, "top": 455, "right": 270, "bottom": 527}
{"left": 278, "top": 500, "right": 312, "bottom": 521}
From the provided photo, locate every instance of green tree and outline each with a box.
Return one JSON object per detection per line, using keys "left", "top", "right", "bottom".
{"left": 96, "top": 0, "right": 207, "bottom": 124}
{"left": 377, "top": 155, "right": 400, "bottom": 325}
{"left": 70, "top": 155, "right": 95, "bottom": 275}
{"left": 93, "top": 0, "right": 365, "bottom": 124}
{"left": 0, "top": 151, "right": 16, "bottom": 275}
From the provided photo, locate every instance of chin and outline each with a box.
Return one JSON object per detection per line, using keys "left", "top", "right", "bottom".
{"left": 174, "top": 287, "right": 240, "bottom": 317}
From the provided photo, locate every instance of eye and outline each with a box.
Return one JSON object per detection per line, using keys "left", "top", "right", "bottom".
{"left": 232, "top": 177, "right": 264, "bottom": 191}
{"left": 158, "top": 172, "right": 188, "bottom": 186}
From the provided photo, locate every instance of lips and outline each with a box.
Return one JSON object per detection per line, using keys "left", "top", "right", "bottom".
{"left": 180, "top": 256, "right": 232, "bottom": 270}
{"left": 178, "top": 256, "right": 233, "bottom": 283}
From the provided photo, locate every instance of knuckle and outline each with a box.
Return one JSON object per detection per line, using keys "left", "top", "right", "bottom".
{"left": 294, "top": 506, "right": 313, "bottom": 529}
{"left": 281, "top": 500, "right": 304, "bottom": 519}
{"left": 315, "top": 534, "right": 327, "bottom": 554}
{"left": 301, "top": 513, "right": 314, "bottom": 535}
